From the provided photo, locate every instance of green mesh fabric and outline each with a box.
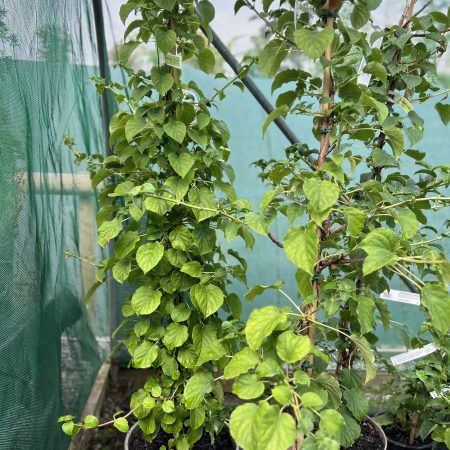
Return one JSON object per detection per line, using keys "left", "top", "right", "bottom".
{"left": 0, "top": 1, "right": 109, "bottom": 448}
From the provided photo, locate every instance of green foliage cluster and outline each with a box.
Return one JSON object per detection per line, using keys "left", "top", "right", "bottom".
{"left": 59, "top": 1, "right": 450, "bottom": 449}
{"left": 377, "top": 346, "right": 450, "bottom": 447}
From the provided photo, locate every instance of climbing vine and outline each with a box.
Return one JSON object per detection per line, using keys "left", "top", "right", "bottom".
{"left": 59, "top": 1, "right": 450, "bottom": 449}
{"left": 226, "top": 1, "right": 450, "bottom": 449}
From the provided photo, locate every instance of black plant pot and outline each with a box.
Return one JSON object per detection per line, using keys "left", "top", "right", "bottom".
{"left": 386, "top": 435, "right": 446, "bottom": 450}
{"left": 125, "top": 422, "right": 239, "bottom": 450}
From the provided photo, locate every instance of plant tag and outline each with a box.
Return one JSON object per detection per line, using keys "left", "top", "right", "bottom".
{"left": 165, "top": 53, "right": 182, "bottom": 69}
{"left": 380, "top": 289, "right": 420, "bottom": 306}
{"left": 430, "top": 386, "right": 450, "bottom": 399}
{"left": 390, "top": 343, "right": 438, "bottom": 366}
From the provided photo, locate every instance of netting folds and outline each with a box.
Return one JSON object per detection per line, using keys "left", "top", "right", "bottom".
{"left": 0, "top": 1, "right": 109, "bottom": 448}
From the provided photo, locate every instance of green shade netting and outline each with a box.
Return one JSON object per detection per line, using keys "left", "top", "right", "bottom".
{"left": 0, "top": 1, "right": 109, "bottom": 448}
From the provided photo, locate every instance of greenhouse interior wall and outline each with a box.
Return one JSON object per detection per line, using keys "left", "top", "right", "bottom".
{"left": 0, "top": 1, "right": 448, "bottom": 449}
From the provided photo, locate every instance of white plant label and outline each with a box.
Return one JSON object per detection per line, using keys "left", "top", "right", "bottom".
{"left": 430, "top": 386, "right": 450, "bottom": 399}
{"left": 390, "top": 343, "right": 438, "bottom": 366}
{"left": 380, "top": 289, "right": 420, "bottom": 306}
{"left": 165, "top": 53, "right": 182, "bottom": 69}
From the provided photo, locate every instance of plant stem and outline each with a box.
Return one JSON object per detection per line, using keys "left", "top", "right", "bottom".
{"left": 144, "top": 193, "right": 247, "bottom": 226}
{"left": 302, "top": 6, "right": 338, "bottom": 377}
{"left": 408, "top": 411, "right": 420, "bottom": 445}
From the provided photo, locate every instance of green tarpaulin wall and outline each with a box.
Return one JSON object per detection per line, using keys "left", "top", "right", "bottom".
{"left": 0, "top": 1, "right": 448, "bottom": 449}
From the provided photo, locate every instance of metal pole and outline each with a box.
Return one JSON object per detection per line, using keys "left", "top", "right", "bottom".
{"left": 92, "top": 0, "right": 112, "bottom": 149}
{"left": 92, "top": 0, "right": 119, "bottom": 347}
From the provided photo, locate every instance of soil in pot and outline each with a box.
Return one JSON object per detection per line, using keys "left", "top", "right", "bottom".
{"left": 129, "top": 427, "right": 235, "bottom": 450}
{"left": 345, "top": 417, "right": 386, "bottom": 450}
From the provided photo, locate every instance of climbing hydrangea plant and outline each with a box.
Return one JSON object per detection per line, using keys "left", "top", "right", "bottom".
{"left": 60, "top": 1, "right": 254, "bottom": 447}
{"left": 225, "top": 1, "right": 450, "bottom": 449}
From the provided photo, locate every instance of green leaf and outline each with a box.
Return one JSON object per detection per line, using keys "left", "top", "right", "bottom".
{"left": 151, "top": 66, "right": 174, "bottom": 96}
{"left": 360, "top": 93, "right": 388, "bottom": 124}
{"left": 262, "top": 105, "right": 289, "bottom": 136}
{"left": 421, "top": 284, "right": 450, "bottom": 335}
{"left": 371, "top": 148, "right": 398, "bottom": 168}
{"left": 136, "top": 242, "right": 165, "bottom": 274}
{"left": 188, "top": 187, "right": 217, "bottom": 222}
{"left": 230, "top": 402, "right": 296, "bottom": 450}
{"left": 351, "top": 4, "right": 370, "bottom": 29}
{"left": 118, "top": 41, "right": 139, "bottom": 65}
{"left": 245, "top": 212, "right": 269, "bottom": 235}
{"left": 197, "top": 0, "right": 215, "bottom": 26}
{"left": 163, "top": 176, "right": 189, "bottom": 201}
{"left": 167, "top": 152, "right": 194, "bottom": 178}
{"left": 112, "top": 259, "right": 131, "bottom": 283}
{"left": 98, "top": 218, "right": 122, "bottom": 247}
{"left": 350, "top": 334, "right": 376, "bottom": 382}
{"left": 164, "top": 120, "right": 187, "bottom": 143}
{"left": 301, "top": 392, "right": 324, "bottom": 409}
{"left": 363, "top": 61, "right": 387, "bottom": 85}
{"left": 245, "top": 280, "right": 284, "bottom": 301}
{"left": 190, "top": 283, "right": 224, "bottom": 317}
{"left": 276, "top": 330, "right": 310, "bottom": 363}
{"left": 303, "top": 178, "right": 340, "bottom": 225}
{"left": 119, "top": 3, "right": 135, "bottom": 23}
{"left": 283, "top": 223, "right": 319, "bottom": 276}
{"left": 272, "top": 385, "right": 292, "bottom": 405}
{"left": 435, "top": 102, "right": 450, "bottom": 126}
{"left": 383, "top": 126, "right": 404, "bottom": 158}
{"left": 83, "top": 415, "right": 99, "bottom": 429}
{"left": 343, "top": 389, "right": 369, "bottom": 421}
{"left": 224, "top": 347, "right": 259, "bottom": 379}
{"left": 114, "top": 417, "right": 129, "bottom": 433}
{"left": 180, "top": 261, "right": 202, "bottom": 278}
{"left": 294, "top": 28, "right": 334, "bottom": 59}
{"left": 445, "top": 428, "right": 450, "bottom": 448}
{"left": 196, "top": 338, "right": 226, "bottom": 365}
{"left": 396, "top": 208, "right": 419, "bottom": 239}
{"left": 125, "top": 116, "right": 147, "bottom": 141}
{"left": 115, "top": 231, "right": 140, "bottom": 258}
{"left": 169, "top": 225, "right": 193, "bottom": 251}
{"left": 197, "top": 48, "right": 215, "bottom": 74}
{"left": 131, "top": 286, "right": 162, "bottom": 315}
{"left": 133, "top": 341, "right": 158, "bottom": 368}
{"left": 360, "top": 229, "right": 400, "bottom": 275}
{"left": 197, "top": 112, "right": 210, "bottom": 130}
{"left": 320, "top": 409, "right": 345, "bottom": 439}
{"left": 343, "top": 207, "right": 366, "bottom": 237}
{"left": 232, "top": 374, "right": 265, "bottom": 399}
{"left": 184, "top": 371, "right": 213, "bottom": 409}
{"left": 153, "top": 0, "right": 176, "bottom": 11}
{"left": 187, "top": 128, "right": 208, "bottom": 147}
{"left": 154, "top": 27, "right": 176, "bottom": 54}
{"left": 295, "top": 269, "right": 313, "bottom": 299}
{"left": 190, "top": 406, "right": 206, "bottom": 430}
{"left": 144, "top": 196, "right": 169, "bottom": 215}
{"left": 162, "top": 323, "right": 188, "bottom": 350}
{"left": 245, "top": 306, "right": 286, "bottom": 350}
{"left": 316, "top": 373, "right": 341, "bottom": 408}
{"left": 259, "top": 39, "right": 288, "bottom": 76}
{"left": 192, "top": 224, "right": 216, "bottom": 255}
{"left": 356, "top": 296, "right": 376, "bottom": 335}
{"left": 272, "top": 69, "right": 299, "bottom": 93}
{"left": 341, "top": 412, "right": 361, "bottom": 448}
